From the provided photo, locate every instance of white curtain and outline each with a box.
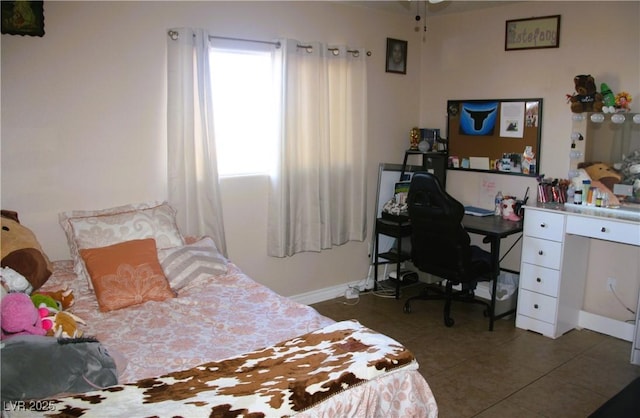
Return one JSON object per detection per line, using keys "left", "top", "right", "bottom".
{"left": 166, "top": 28, "right": 227, "bottom": 256}
{"left": 268, "top": 39, "right": 368, "bottom": 257}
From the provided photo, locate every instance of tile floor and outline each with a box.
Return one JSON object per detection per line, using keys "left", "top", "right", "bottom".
{"left": 311, "top": 283, "right": 640, "bottom": 418}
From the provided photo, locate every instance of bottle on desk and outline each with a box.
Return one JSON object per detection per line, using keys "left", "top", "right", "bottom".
{"left": 574, "top": 189, "right": 583, "bottom": 205}
{"left": 495, "top": 191, "right": 503, "bottom": 215}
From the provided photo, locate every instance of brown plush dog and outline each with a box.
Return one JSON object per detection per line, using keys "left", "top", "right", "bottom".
{"left": 1, "top": 210, "right": 52, "bottom": 290}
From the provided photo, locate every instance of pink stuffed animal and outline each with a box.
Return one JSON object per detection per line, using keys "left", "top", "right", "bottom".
{"left": 1, "top": 292, "right": 47, "bottom": 340}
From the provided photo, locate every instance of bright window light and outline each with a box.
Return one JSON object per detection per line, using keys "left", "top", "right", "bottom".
{"left": 210, "top": 47, "right": 279, "bottom": 177}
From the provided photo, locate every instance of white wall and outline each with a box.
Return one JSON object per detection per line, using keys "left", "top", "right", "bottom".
{"left": 2, "top": 2, "right": 639, "bottom": 316}
{"left": 419, "top": 1, "right": 640, "bottom": 321}
{"left": 1, "top": 1, "right": 421, "bottom": 297}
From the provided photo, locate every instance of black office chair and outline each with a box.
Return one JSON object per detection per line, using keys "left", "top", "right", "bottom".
{"left": 403, "top": 172, "right": 493, "bottom": 327}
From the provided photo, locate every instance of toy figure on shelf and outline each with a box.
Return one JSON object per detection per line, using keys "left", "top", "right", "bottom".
{"left": 409, "top": 127, "right": 420, "bottom": 150}
{"left": 615, "top": 91, "right": 632, "bottom": 112}
{"left": 600, "top": 82, "right": 616, "bottom": 113}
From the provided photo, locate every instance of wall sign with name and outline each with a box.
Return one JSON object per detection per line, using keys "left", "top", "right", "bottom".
{"left": 505, "top": 15, "right": 560, "bottom": 51}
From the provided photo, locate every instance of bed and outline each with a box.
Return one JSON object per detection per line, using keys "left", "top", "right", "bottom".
{"left": 1, "top": 202, "right": 437, "bottom": 417}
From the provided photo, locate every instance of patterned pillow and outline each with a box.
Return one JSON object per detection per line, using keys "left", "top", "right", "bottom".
{"left": 59, "top": 201, "right": 184, "bottom": 288}
{"left": 79, "top": 238, "right": 175, "bottom": 312}
{"left": 158, "top": 236, "right": 227, "bottom": 290}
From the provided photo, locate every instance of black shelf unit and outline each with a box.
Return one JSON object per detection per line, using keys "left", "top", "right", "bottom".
{"left": 372, "top": 150, "right": 447, "bottom": 299}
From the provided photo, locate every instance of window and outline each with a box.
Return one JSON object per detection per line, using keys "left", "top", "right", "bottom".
{"left": 209, "top": 45, "right": 280, "bottom": 177}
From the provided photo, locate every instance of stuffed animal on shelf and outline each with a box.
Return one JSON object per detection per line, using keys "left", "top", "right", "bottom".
{"left": 568, "top": 75, "right": 604, "bottom": 113}
{"left": 0, "top": 292, "right": 47, "bottom": 340}
{"left": 1, "top": 210, "right": 53, "bottom": 291}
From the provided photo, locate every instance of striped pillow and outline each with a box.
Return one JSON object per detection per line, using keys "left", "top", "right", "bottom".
{"left": 158, "top": 237, "right": 227, "bottom": 290}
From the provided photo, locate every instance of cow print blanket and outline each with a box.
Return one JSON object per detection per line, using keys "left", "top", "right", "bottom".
{"left": 18, "top": 320, "right": 418, "bottom": 417}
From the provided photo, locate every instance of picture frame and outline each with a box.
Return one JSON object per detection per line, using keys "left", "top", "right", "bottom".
{"left": 385, "top": 38, "right": 407, "bottom": 74}
{"left": 1, "top": 1, "right": 45, "bottom": 37}
{"left": 505, "top": 15, "right": 560, "bottom": 51}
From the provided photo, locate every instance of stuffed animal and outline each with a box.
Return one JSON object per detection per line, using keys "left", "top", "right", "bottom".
{"left": 1, "top": 210, "right": 53, "bottom": 291}
{"left": 501, "top": 198, "right": 521, "bottom": 221}
{"left": 31, "top": 293, "right": 59, "bottom": 312}
{"left": 29, "top": 290, "right": 84, "bottom": 338}
{"left": 0, "top": 266, "right": 33, "bottom": 295}
{"left": 578, "top": 162, "right": 622, "bottom": 191}
{"left": 613, "top": 149, "right": 640, "bottom": 197}
{"left": 42, "top": 311, "right": 85, "bottom": 339}
{"left": 34, "top": 288, "right": 75, "bottom": 311}
{"left": 1, "top": 292, "right": 47, "bottom": 340}
{"left": 569, "top": 75, "right": 604, "bottom": 113}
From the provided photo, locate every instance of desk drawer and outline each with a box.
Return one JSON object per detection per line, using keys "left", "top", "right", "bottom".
{"left": 520, "top": 262, "right": 560, "bottom": 297}
{"left": 524, "top": 210, "right": 565, "bottom": 242}
{"left": 517, "top": 289, "right": 558, "bottom": 324}
{"left": 566, "top": 216, "right": 640, "bottom": 246}
{"left": 521, "top": 236, "right": 563, "bottom": 270}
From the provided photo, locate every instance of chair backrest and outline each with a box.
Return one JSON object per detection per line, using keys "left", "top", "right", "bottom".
{"left": 407, "top": 172, "right": 473, "bottom": 282}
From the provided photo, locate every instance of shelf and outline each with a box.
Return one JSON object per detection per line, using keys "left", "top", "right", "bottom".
{"left": 377, "top": 250, "right": 411, "bottom": 263}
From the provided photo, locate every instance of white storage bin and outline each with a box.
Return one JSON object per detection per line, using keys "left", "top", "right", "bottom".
{"left": 452, "top": 271, "right": 519, "bottom": 317}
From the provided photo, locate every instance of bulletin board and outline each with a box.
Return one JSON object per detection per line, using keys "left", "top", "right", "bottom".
{"left": 446, "top": 98, "right": 542, "bottom": 176}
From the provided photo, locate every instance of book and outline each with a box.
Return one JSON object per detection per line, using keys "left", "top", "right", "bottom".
{"left": 464, "top": 206, "right": 494, "bottom": 217}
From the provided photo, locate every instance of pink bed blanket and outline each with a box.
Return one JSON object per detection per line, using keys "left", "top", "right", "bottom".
{"left": 9, "top": 260, "right": 437, "bottom": 417}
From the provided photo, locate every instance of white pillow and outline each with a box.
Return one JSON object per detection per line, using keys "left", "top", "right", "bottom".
{"left": 158, "top": 236, "right": 227, "bottom": 290}
{"left": 59, "top": 201, "right": 184, "bottom": 288}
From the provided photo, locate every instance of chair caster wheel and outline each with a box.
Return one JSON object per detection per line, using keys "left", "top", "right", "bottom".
{"left": 403, "top": 303, "right": 412, "bottom": 314}
{"left": 444, "top": 317, "right": 454, "bottom": 327}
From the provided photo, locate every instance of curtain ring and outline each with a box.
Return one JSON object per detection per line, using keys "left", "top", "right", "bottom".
{"left": 168, "top": 30, "right": 179, "bottom": 41}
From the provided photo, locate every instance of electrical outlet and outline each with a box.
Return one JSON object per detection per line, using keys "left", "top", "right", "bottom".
{"left": 606, "top": 277, "right": 617, "bottom": 292}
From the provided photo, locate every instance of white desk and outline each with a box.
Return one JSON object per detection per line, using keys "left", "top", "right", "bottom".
{"left": 516, "top": 202, "right": 640, "bottom": 364}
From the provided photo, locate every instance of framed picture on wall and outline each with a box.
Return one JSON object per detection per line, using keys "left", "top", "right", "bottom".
{"left": 385, "top": 38, "right": 407, "bottom": 74}
{"left": 1, "top": 1, "right": 45, "bottom": 37}
{"left": 505, "top": 15, "right": 560, "bottom": 51}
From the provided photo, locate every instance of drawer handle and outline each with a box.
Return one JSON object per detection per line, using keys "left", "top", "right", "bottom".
{"left": 601, "top": 227, "right": 607, "bottom": 233}
{"left": 538, "top": 250, "right": 544, "bottom": 255}
{"left": 540, "top": 223, "right": 546, "bottom": 228}
{"left": 534, "top": 304, "right": 539, "bottom": 309}
{"left": 536, "top": 277, "right": 542, "bottom": 283}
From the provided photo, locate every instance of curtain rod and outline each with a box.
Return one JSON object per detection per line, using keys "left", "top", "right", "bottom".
{"left": 167, "top": 30, "right": 371, "bottom": 57}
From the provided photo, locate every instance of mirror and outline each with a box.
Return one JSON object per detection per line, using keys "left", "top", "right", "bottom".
{"left": 580, "top": 112, "right": 640, "bottom": 201}
{"left": 446, "top": 98, "right": 542, "bottom": 177}
{"left": 583, "top": 113, "right": 640, "bottom": 164}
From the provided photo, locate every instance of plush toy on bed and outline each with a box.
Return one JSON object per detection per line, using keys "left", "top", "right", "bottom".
{"left": 31, "top": 291, "right": 85, "bottom": 338}
{"left": 1, "top": 210, "right": 53, "bottom": 291}
{"left": 1, "top": 266, "right": 33, "bottom": 297}
{"left": 0, "top": 292, "right": 47, "bottom": 340}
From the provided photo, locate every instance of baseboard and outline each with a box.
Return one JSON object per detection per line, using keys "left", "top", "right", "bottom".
{"left": 578, "top": 310, "right": 634, "bottom": 342}
{"left": 290, "top": 279, "right": 368, "bottom": 305}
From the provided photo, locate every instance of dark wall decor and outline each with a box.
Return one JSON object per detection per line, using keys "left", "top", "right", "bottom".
{"left": 505, "top": 15, "right": 560, "bottom": 51}
{"left": 447, "top": 98, "right": 543, "bottom": 177}
{"left": 385, "top": 38, "right": 407, "bottom": 74}
{"left": 2, "top": 1, "right": 44, "bottom": 37}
